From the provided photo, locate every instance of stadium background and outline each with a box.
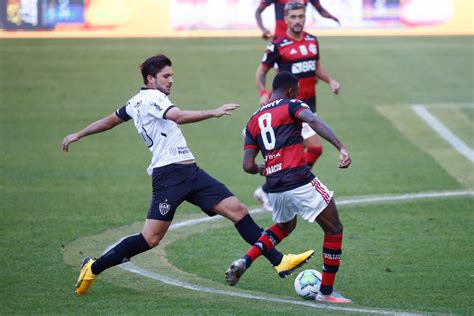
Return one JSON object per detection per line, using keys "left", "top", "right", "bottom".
{"left": 0, "top": 0, "right": 472, "bottom": 38}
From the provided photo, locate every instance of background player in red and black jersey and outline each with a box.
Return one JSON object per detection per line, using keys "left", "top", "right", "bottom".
{"left": 255, "top": 0, "right": 339, "bottom": 40}
{"left": 256, "top": 1, "right": 340, "bottom": 169}
{"left": 226, "top": 71, "right": 352, "bottom": 303}
{"left": 253, "top": 1, "right": 341, "bottom": 210}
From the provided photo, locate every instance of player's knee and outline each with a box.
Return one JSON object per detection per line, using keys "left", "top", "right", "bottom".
{"left": 280, "top": 216, "right": 297, "bottom": 234}
{"left": 234, "top": 202, "right": 249, "bottom": 220}
{"left": 143, "top": 234, "right": 162, "bottom": 248}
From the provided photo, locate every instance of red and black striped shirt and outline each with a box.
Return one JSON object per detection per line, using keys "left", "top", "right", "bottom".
{"left": 245, "top": 98, "right": 315, "bottom": 192}
{"left": 261, "top": 31, "right": 320, "bottom": 112}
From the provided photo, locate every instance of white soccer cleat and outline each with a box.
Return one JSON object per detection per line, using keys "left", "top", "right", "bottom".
{"left": 254, "top": 186, "right": 273, "bottom": 212}
{"left": 315, "top": 289, "right": 352, "bottom": 304}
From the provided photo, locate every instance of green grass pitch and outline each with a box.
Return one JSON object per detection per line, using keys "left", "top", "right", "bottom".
{"left": 0, "top": 36, "right": 473, "bottom": 315}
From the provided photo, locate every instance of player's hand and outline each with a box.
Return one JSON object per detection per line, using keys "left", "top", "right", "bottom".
{"left": 213, "top": 103, "right": 239, "bottom": 117}
{"left": 329, "top": 79, "right": 341, "bottom": 95}
{"left": 338, "top": 147, "right": 351, "bottom": 169}
{"left": 62, "top": 133, "right": 80, "bottom": 152}
{"left": 257, "top": 163, "right": 266, "bottom": 176}
{"left": 261, "top": 29, "right": 272, "bottom": 40}
{"left": 259, "top": 93, "right": 270, "bottom": 106}
{"left": 332, "top": 17, "right": 340, "bottom": 25}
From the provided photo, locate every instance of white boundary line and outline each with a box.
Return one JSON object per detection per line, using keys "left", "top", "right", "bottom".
{"left": 111, "top": 190, "right": 473, "bottom": 315}
{"left": 411, "top": 104, "right": 474, "bottom": 163}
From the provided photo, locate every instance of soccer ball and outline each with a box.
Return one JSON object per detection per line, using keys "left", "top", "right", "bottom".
{"left": 294, "top": 269, "right": 322, "bottom": 300}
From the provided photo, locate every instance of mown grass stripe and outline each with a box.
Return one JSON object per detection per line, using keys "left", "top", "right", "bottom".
{"left": 411, "top": 105, "right": 474, "bottom": 163}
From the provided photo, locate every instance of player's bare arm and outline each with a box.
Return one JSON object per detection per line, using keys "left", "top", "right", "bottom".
{"left": 165, "top": 103, "right": 239, "bottom": 124}
{"left": 316, "top": 63, "right": 341, "bottom": 94}
{"left": 255, "top": 6, "right": 272, "bottom": 40}
{"left": 312, "top": 0, "right": 340, "bottom": 24}
{"left": 296, "top": 108, "right": 351, "bottom": 168}
{"left": 62, "top": 113, "right": 124, "bottom": 152}
{"left": 256, "top": 64, "right": 271, "bottom": 105}
{"left": 243, "top": 148, "right": 265, "bottom": 175}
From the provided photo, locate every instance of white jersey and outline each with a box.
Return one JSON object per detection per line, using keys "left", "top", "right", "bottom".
{"left": 115, "top": 88, "right": 195, "bottom": 175}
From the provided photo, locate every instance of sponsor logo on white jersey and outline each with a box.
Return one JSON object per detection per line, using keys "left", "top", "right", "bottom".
{"left": 169, "top": 146, "right": 191, "bottom": 156}
{"left": 291, "top": 60, "right": 316, "bottom": 74}
{"left": 151, "top": 102, "right": 162, "bottom": 111}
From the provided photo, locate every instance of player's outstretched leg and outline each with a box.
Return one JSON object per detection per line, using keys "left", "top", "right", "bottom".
{"left": 75, "top": 257, "right": 97, "bottom": 295}
{"left": 74, "top": 232, "right": 153, "bottom": 295}
{"left": 274, "top": 250, "right": 315, "bottom": 278}
{"left": 225, "top": 221, "right": 315, "bottom": 285}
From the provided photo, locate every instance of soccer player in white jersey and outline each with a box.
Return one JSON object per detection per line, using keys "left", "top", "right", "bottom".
{"left": 62, "top": 54, "right": 314, "bottom": 295}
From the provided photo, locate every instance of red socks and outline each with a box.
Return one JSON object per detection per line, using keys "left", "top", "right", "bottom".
{"left": 245, "top": 224, "right": 288, "bottom": 265}
{"left": 320, "top": 233, "right": 343, "bottom": 295}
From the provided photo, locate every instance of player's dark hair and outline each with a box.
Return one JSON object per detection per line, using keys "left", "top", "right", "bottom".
{"left": 284, "top": 1, "right": 305, "bottom": 14}
{"left": 140, "top": 54, "right": 172, "bottom": 84}
{"left": 272, "top": 71, "right": 299, "bottom": 91}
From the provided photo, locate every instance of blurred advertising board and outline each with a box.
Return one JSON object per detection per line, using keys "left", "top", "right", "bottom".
{"left": 1, "top": 0, "right": 84, "bottom": 30}
{"left": 170, "top": 0, "right": 456, "bottom": 30}
{"left": 0, "top": 0, "right": 471, "bottom": 36}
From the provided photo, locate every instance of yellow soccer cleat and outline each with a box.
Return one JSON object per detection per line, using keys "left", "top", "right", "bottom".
{"left": 274, "top": 250, "right": 315, "bottom": 278}
{"left": 75, "top": 257, "right": 97, "bottom": 295}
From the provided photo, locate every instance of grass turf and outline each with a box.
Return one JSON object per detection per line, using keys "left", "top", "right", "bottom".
{"left": 0, "top": 36, "right": 472, "bottom": 314}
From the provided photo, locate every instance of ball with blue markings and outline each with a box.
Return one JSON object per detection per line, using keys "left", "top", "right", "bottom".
{"left": 294, "top": 269, "right": 322, "bottom": 300}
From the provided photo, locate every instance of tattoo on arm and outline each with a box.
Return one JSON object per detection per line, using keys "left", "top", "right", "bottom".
{"left": 256, "top": 66, "right": 269, "bottom": 90}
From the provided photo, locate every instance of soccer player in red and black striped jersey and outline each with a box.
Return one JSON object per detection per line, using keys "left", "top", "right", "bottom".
{"left": 255, "top": 0, "right": 339, "bottom": 40}
{"left": 253, "top": 1, "right": 341, "bottom": 211}
{"left": 226, "top": 71, "right": 352, "bottom": 303}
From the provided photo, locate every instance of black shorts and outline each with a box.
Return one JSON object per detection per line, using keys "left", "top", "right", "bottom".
{"left": 147, "top": 163, "right": 233, "bottom": 221}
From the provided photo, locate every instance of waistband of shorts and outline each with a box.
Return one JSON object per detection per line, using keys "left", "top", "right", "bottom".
{"left": 266, "top": 174, "right": 315, "bottom": 193}
{"left": 152, "top": 162, "right": 198, "bottom": 173}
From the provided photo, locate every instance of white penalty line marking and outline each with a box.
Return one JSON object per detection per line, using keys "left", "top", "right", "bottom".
{"left": 113, "top": 190, "right": 473, "bottom": 315}
{"left": 411, "top": 104, "right": 474, "bottom": 163}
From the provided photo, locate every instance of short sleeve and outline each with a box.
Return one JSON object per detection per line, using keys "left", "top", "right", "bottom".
{"left": 288, "top": 99, "right": 310, "bottom": 120}
{"left": 147, "top": 91, "right": 175, "bottom": 119}
{"left": 243, "top": 125, "right": 258, "bottom": 150}
{"left": 115, "top": 105, "right": 131, "bottom": 121}
{"left": 261, "top": 41, "right": 280, "bottom": 69}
